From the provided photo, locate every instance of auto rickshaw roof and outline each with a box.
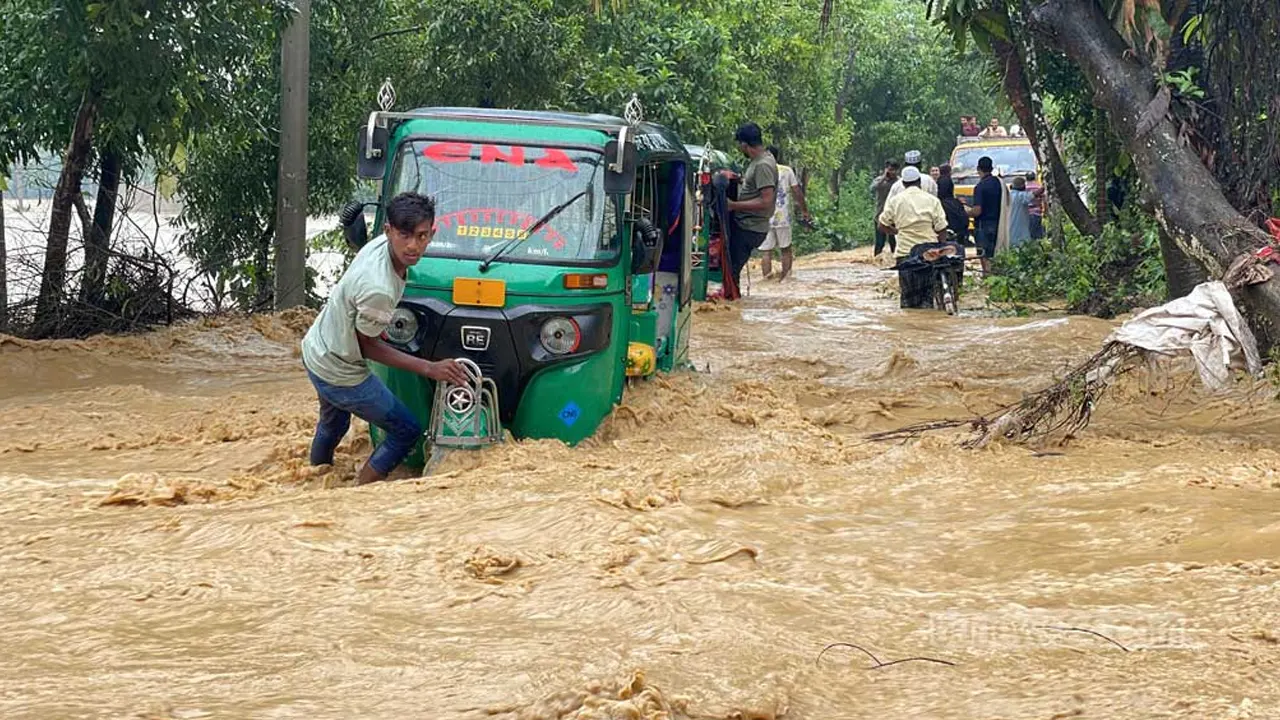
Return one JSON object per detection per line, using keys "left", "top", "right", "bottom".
{"left": 685, "top": 144, "right": 736, "bottom": 171}
{"left": 404, "top": 107, "right": 690, "bottom": 164}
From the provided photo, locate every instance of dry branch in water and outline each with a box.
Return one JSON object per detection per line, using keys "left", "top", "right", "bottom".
{"left": 816, "top": 642, "right": 957, "bottom": 669}
{"left": 867, "top": 342, "right": 1143, "bottom": 448}
{"left": 1037, "top": 625, "right": 1131, "bottom": 652}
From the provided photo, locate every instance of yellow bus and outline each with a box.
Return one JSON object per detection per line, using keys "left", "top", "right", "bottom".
{"left": 948, "top": 136, "right": 1041, "bottom": 206}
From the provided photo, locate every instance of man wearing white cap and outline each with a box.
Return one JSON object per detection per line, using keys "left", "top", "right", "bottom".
{"left": 878, "top": 166, "right": 949, "bottom": 306}
{"left": 887, "top": 149, "right": 937, "bottom": 200}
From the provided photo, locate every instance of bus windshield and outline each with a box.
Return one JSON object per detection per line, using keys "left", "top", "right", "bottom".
{"left": 951, "top": 145, "right": 1037, "bottom": 182}
{"left": 388, "top": 140, "right": 616, "bottom": 265}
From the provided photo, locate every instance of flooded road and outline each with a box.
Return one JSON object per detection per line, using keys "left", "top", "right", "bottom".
{"left": 2, "top": 251, "right": 1278, "bottom": 719}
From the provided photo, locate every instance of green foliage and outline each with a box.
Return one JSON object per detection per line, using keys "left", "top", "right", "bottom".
{"left": 176, "top": 0, "right": 394, "bottom": 311}
{"left": 389, "top": 0, "right": 583, "bottom": 110}
{"left": 987, "top": 209, "right": 1166, "bottom": 317}
{"left": 1161, "top": 68, "right": 1206, "bottom": 100}
{"left": 0, "top": 0, "right": 287, "bottom": 167}
{"left": 1265, "top": 346, "right": 1280, "bottom": 396}
{"left": 795, "top": 170, "right": 878, "bottom": 254}
{"left": 844, "top": 1, "right": 1000, "bottom": 174}
{"left": 2, "top": 0, "right": 1019, "bottom": 317}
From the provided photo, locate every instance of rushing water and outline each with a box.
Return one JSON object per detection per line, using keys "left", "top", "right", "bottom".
{"left": 2, "top": 250, "right": 1278, "bottom": 719}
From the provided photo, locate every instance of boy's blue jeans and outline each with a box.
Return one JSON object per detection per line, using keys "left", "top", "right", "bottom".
{"left": 306, "top": 370, "right": 422, "bottom": 476}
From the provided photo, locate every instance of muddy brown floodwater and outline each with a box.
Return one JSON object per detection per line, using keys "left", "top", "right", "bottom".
{"left": 3, "top": 250, "right": 1279, "bottom": 719}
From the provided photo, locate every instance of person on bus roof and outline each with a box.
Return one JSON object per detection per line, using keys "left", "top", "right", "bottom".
{"left": 980, "top": 118, "right": 1009, "bottom": 139}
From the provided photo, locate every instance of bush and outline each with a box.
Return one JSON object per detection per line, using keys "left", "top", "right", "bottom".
{"left": 987, "top": 209, "right": 1166, "bottom": 318}
{"left": 793, "top": 169, "right": 877, "bottom": 255}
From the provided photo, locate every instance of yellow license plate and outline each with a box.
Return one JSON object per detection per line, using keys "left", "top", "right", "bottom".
{"left": 453, "top": 278, "right": 506, "bottom": 307}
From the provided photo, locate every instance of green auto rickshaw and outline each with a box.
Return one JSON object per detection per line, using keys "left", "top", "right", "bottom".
{"left": 339, "top": 96, "right": 696, "bottom": 465}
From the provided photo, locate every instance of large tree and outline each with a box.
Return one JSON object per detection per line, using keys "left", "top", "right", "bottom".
{"left": 928, "top": 0, "right": 1280, "bottom": 347}
{"left": 928, "top": 0, "right": 1099, "bottom": 237}
{"left": 2, "top": 0, "right": 284, "bottom": 335}
{"left": 1029, "top": 0, "right": 1280, "bottom": 348}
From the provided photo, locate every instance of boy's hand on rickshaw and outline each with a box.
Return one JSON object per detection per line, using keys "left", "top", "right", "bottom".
{"left": 424, "top": 359, "right": 470, "bottom": 386}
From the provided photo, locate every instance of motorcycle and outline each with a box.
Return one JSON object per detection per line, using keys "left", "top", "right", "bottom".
{"left": 894, "top": 232, "right": 966, "bottom": 315}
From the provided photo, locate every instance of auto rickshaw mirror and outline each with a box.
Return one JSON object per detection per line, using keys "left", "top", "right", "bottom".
{"left": 339, "top": 201, "right": 370, "bottom": 249}
{"left": 603, "top": 139, "right": 638, "bottom": 195}
{"left": 356, "top": 125, "right": 389, "bottom": 180}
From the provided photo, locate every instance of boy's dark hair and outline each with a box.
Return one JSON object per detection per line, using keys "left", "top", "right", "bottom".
{"left": 385, "top": 192, "right": 436, "bottom": 233}
{"left": 767, "top": 145, "right": 783, "bottom": 163}
{"left": 977, "top": 156, "right": 994, "bottom": 173}
{"left": 734, "top": 122, "right": 764, "bottom": 147}
{"left": 938, "top": 163, "right": 952, "bottom": 178}
{"left": 887, "top": 160, "right": 901, "bottom": 170}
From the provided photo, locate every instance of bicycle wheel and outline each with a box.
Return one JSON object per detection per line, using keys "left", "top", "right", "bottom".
{"left": 939, "top": 272, "right": 958, "bottom": 315}
{"left": 932, "top": 271, "right": 947, "bottom": 312}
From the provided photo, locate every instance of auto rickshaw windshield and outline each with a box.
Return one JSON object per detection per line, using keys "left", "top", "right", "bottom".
{"left": 389, "top": 140, "right": 615, "bottom": 264}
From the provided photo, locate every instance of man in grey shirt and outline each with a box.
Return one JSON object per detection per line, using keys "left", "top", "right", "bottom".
{"left": 302, "top": 192, "right": 468, "bottom": 485}
{"left": 724, "top": 122, "right": 777, "bottom": 297}
{"left": 871, "top": 160, "right": 900, "bottom": 256}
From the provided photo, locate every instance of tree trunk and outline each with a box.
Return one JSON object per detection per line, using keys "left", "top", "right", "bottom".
{"left": 1031, "top": 0, "right": 1280, "bottom": 350}
{"left": 0, "top": 186, "right": 7, "bottom": 333}
{"left": 831, "top": 43, "right": 858, "bottom": 199}
{"left": 82, "top": 148, "right": 122, "bottom": 308}
{"left": 1093, "top": 108, "right": 1111, "bottom": 223}
{"left": 34, "top": 94, "right": 97, "bottom": 336}
{"left": 1159, "top": 226, "right": 1210, "bottom": 298}
{"left": 254, "top": 224, "right": 274, "bottom": 312}
{"left": 992, "top": 2, "right": 1101, "bottom": 237}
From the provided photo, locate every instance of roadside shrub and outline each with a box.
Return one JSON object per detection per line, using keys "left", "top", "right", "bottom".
{"left": 987, "top": 209, "right": 1166, "bottom": 317}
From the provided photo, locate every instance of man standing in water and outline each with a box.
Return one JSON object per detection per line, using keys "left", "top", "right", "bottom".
{"left": 871, "top": 160, "right": 900, "bottom": 257}
{"left": 301, "top": 192, "right": 469, "bottom": 485}
{"left": 724, "top": 123, "right": 777, "bottom": 297}
{"left": 877, "top": 167, "right": 948, "bottom": 307}
{"left": 1007, "top": 175, "right": 1041, "bottom": 248}
{"left": 967, "top": 156, "right": 1004, "bottom": 276}
{"left": 760, "top": 145, "right": 811, "bottom": 281}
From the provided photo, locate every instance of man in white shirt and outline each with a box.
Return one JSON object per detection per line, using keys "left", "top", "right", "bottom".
{"left": 301, "top": 192, "right": 469, "bottom": 485}
{"left": 878, "top": 167, "right": 949, "bottom": 307}
{"left": 760, "top": 145, "right": 811, "bottom": 281}
{"left": 887, "top": 149, "right": 938, "bottom": 200}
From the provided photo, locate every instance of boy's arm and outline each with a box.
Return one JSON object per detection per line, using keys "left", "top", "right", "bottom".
{"left": 352, "top": 288, "right": 470, "bottom": 385}
{"left": 357, "top": 333, "right": 470, "bottom": 386}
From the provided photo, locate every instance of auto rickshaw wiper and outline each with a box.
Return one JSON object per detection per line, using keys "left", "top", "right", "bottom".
{"left": 479, "top": 190, "right": 589, "bottom": 272}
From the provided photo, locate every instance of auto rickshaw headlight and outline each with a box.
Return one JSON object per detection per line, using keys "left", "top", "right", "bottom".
{"left": 385, "top": 307, "right": 419, "bottom": 345}
{"left": 540, "top": 317, "right": 581, "bottom": 355}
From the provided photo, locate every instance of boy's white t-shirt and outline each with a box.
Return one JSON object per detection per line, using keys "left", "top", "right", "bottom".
{"left": 301, "top": 235, "right": 406, "bottom": 386}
